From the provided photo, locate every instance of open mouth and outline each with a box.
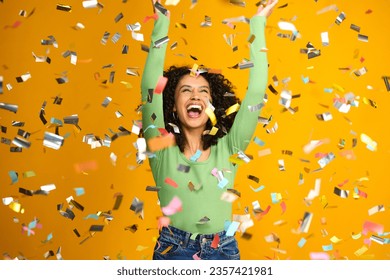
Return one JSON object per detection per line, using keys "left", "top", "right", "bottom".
{"left": 186, "top": 104, "right": 203, "bottom": 118}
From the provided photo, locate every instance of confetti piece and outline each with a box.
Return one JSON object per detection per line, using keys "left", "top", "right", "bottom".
{"left": 43, "top": 132, "right": 64, "bottom": 150}
{"left": 72, "top": 188, "right": 84, "bottom": 196}
{"left": 280, "top": 201, "right": 287, "bottom": 214}
{"left": 253, "top": 137, "right": 265, "bottom": 146}
{"left": 316, "top": 112, "right": 333, "bottom": 121}
{"left": 310, "top": 252, "right": 330, "bottom": 260}
{"left": 250, "top": 185, "right": 265, "bottom": 192}
{"left": 197, "top": 216, "right": 210, "bottom": 224}
{"left": 271, "top": 192, "right": 282, "bottom": 203}
{"left": 154, "top": 76, "right": 168, "bottom": 94}
{"left": 297, "top": 237, "right": 307, "bottom": 248}
{"left": 306, "top": 178, "right": 321, "bottom": 200}
{"left": 279, "top": 90, "right": 292, "bottom": 108}
{"left": 164, "top": 177, "right": 178, "bottom": 188}
{"left": 330, "top": 236, "right": 343, "bottom": 243}
{"left": 0, "top": 102, "right": 18, "bottom": 113}
{"left": 333, "top": 187, "right": 349, "bottom": 198}
{"left": 360, "top": 133, "right": 377, "bottom": 151}
{"left": 130, "top": 197, "right": 144, "bottom": 215}
{"left": 358, "top": 34, "right": 368, "bottom": 42}
{"left": 42, "top": 233, "right": 53, "bottom": 243}
{"left": 278, "top": 21, "right": 297, "bottom": 33}
{"left": 278, "top": 159, "right": 285, "bottom": 171}
{"left": 210, "top": 234, "right": 220, "bottom": 249}
{"left": 89, "top": 225, "right": 104, "bottom": 232}
{"left": 101, "top": 96, "right": 112, "bottom": 107}
{"left": 147, "top": 133, "right": 175, "bottom": 152}
{"left": 177, "top": 164, "right": 190, "bottom": 173}
{"left": 4, "top": 21, "right": 22, "bottom": 29}
{"left": 335, "top": 12, "right": 346, "bottom": 25}
{"left": 225, "top": 103, "right": 240, "bottom": 116}
{"left": 73, "top": 22, "right": 85, "bottom": 30}
{"left": 351, "top": 232, "right": 362, "bottom": 240}
{"left": 362, "top": 221, "right": 384, "bottom": 235}
{"left": 112, "top": 193, "right": 123, "bottom": 210}
{"left": 258, "top": 148, "right": 272, "bottom": 157}
{"left": 220, "top": 191, "right": 239, "bottom": 203}
{"left": 303, "top": 42, "right": 321, "bottom": 59}
{"left": 321, "top": 31, "right": 329, "bottom": 46}
{"left": 189, "top": 149, "right": 202, "bottom": 161}
{"left": 161, "top": 196, "right": 182, "bottom": 216}
{"left": 225, "top": 221, "right": 240, "bottom": 236}
{"left": 145, "top": 186, "right": 161, "bottom": 192}
{"left": 354, "top": 245, "right": 368, "bottom": 256}
{"left": 354, "top": 187, "right": 368, "bottom": 198}
{"left": 368, "top": 205, "right": 385, "bottom": 216}
{"left": 382, "top": 76, "right": 390, "bottom": 91}
{"left": 362, "top": 97, "right": 377, "bottom": 108}
{"left": 8, "top": 171, "right": 18, "bottom": 184}
{"left": 56, "top": 4, "right": 72, "bottom": 12}
{"left": 318, "top": 152, "right": 335, "bottom": 168}
{"left": 300, "top": 212, "right": 313, "bottom": 233}
{"left": 266, "top": 122, "right": 278, "bottom": 134}
{"left": 2, "top": 197, "right": 13, "bottom": 206}
{"left": 205, "top": 107, "right": 217, "bottom": 126}
{"left": 264, "top": 233, "right": 280, "bottom": 243}
{"left": 73, "top": 160, "right": 98, "bottom": 173}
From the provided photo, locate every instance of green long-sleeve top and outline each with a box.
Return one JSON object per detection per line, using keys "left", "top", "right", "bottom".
{"left": 141, "top": 13, "right": 268, "bottom": 235}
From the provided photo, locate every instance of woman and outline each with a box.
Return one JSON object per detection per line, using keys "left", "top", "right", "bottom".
{"left": 141, "top": 0, "right": 278, "bottom": 260}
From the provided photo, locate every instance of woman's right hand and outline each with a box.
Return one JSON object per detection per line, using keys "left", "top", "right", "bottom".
{"left": 254, "top": 0, "right": 278, "bottom": 18}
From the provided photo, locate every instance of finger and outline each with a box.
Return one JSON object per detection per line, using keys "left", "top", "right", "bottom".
{"left": 268, "top": 0, "right": 278, "bottom": 9}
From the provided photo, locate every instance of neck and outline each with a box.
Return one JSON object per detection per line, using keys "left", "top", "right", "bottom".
{"left": 182, "top": 127, "right": 203, "bottom": 153}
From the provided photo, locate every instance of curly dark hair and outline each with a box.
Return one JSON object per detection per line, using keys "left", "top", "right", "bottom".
{"left": 162, "top": 65, "right": 241, "bottom": 152}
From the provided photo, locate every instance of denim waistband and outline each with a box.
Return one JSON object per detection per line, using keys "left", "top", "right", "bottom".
{"left": 160, "top": 225, "right": 229, "bottom": 247}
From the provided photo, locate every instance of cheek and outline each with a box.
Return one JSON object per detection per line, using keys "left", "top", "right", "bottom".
{"left": 174, "top": 95, "right": 187, "bottom": 110}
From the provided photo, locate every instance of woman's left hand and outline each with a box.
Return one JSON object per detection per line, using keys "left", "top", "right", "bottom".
{"left": 254, "top": 0, "right": 278, "bottom": 18}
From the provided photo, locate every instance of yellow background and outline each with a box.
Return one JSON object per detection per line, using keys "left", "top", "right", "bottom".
{"left": 1, "top": 0, "right": 389, "bottom": 260}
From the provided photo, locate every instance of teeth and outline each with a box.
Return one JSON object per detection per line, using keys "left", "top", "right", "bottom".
{"left": 187, "top": 104, "right": 202, "bottom": 110}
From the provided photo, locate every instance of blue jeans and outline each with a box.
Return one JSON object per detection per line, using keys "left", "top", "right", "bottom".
{"left": 152, "top": 225, "right": 240, "bottom": 260}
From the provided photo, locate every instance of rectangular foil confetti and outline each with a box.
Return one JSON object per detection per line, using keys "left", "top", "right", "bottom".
{"left": 56, "top": 4, "right": 72, "bottom": 12}
{"left": 43, "top": 132, "right": 64, "bottom": 150}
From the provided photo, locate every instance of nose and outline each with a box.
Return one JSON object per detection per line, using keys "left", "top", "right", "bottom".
{"left": 190, "top": 95, "right": 200, "bottom": 101}
{"left": 190, "top": 90, "right": 201, "bottom": 100}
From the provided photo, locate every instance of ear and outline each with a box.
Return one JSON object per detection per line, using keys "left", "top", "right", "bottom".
{"left": 173, "top": 105, "right": 176, "bottom": 112}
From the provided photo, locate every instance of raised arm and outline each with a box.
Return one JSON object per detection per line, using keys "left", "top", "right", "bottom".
{"left": 141, "top": 1, "right": 170, "bottom": 141}
{"left": 226, "top": 0, "right": 278, "bottom": 153}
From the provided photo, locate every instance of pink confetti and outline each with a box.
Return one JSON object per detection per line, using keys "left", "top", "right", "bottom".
{"left": 161, "top": 196, "right": 182, "bottom": 216}
{"left": 363, "top": 238, "right": 371, "bottom": 246}
{"left": 362, "top": 220, "right": 384, "bottom": 235}
{"left": 310, "top": 252, "right": 330, "bottom": 260}
{"left": 192, "top": 253, "right": 202, "bottom": 260}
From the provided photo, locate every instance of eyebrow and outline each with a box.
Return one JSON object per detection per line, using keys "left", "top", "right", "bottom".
{"left": 178, "top": 85, "right": 210, "bottom": 91}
